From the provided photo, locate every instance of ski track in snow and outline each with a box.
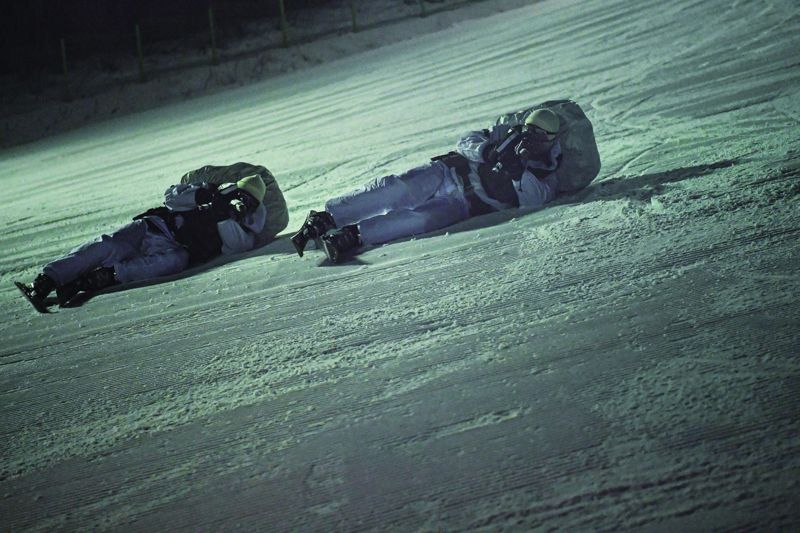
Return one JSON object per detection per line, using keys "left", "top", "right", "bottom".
{"left": 1, "top": 0, "right": 800, "bottom": 530}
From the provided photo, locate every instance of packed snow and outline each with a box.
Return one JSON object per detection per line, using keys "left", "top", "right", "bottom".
{"left": 1, "top": 0, "right": 799, "bottom": 530}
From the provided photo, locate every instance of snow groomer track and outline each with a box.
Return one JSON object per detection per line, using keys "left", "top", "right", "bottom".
{"left": 1, "top": 0, "right": 799, "bottom": 529}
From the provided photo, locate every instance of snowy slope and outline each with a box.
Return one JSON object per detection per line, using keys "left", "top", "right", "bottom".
{"left": 1, "top": 0, "right": 799, "bottom": 529}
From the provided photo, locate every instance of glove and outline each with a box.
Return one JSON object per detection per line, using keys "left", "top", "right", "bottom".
{"left": 210, "top": 188, "right": 260, "bottom": 222}
{"left": 194, "top": 193, "right": 238, "bottom": 222}
{"left": 194, "top": 186, "right": 216, "bottom": 205}
{"left": 228, "top": 198, "right": 250, "bottom": 221}
{"left": 494, "top": 148, "right": 524, "bottom": 181}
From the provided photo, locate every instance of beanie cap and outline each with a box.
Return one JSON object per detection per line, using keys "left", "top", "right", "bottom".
{"left": 236, "top": 174, "right": 266, "bottom": 203}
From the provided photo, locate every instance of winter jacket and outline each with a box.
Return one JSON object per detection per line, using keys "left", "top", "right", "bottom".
{"left": 166, "top": 182, "right": 265, "bottom": 251}
{"left": 180, "top": 162, "right": 288, "bottom": 246}
{"left": 136, "top": 182, "right": 266, "bottom": 265}
{"left": 494, "top": 100, "right": 601, "bottom": 193}
{"left": 456, "top": 125, "right": 561, "bottom": 210}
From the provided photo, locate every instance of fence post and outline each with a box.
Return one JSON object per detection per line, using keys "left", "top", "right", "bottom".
{"left": 278, "top": 0, "right": 289, "bottom": 46}
{"left": 417, "top": 0, "right": 427, "bottom": 17}
{"left": 59, "top": 38, "right": 71, "bottom": 100}
{"left": 349, "top": 0, "right": 358, "bottom": 32}
{"left": 135, "top": 24, "right": 146, "bottom": 81}
{"left": 209, "top": 5, "right": 219, "bottom": 64}
{"left": 60, "top": 38, "right": 68, "bottom": 76}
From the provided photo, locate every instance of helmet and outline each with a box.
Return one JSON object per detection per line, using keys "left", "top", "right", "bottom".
{"left": 524, "top": 108, "right": 560, "bottom": 135}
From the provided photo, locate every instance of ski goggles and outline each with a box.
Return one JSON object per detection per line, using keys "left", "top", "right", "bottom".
{"left": 234, "top": 189, "right": 261, "bottom": 211}
{"left": 525, "top": 124, "right": 558, "bottom": 142}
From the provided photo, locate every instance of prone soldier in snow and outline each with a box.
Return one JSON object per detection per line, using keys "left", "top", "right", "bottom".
{"left": 17, "top": 174, "right": 269, "bottom": 312}
{"left": 292, "top": 106, "right": 575, "bottom": 263}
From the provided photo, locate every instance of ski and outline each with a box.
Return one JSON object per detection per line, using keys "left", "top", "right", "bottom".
{"left": 14, "top": 281, "right": 54, "bottom": 314}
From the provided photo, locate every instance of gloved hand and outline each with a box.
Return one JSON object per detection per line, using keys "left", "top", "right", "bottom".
{"left": 193, "top": 191, "right": 241, "bottom": 222}
{"left": 212, "top": 188, "right": 260, "bottom": 222}
{"left": 208, "top": 195, "right": 246, "bottom": 221}
{"left": 494, "top": 147, "right": 524, "bottom": 181}
{"left": 194, "top": 186, "right": 216, "bottom": 206}
{"left": 227, "top": 198, "right": 250, "bottom": 220}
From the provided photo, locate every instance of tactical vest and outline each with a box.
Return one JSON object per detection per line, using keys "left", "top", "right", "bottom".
{"left": 171, "top": 208, "right": 223, "bottom": 265}
{"left": 435, "top": 153, "right": 525, "bottom": 209}
{"left": 134, "top": 206, "right": 222, "bottom": 265}
{"left": 431, "top": 152, "right": 495, "bottom": 216}
{"left": 476, "top": 163, "right": 519, "bottom": 207}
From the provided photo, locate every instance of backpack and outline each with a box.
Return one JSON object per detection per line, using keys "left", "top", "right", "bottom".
{"left": 495, "top": 100, "right": 601, "bottom": 193}
{"left": 180, "top": 162, "right": 289, "bottom": 246}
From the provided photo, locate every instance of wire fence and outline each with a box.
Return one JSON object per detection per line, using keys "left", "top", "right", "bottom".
{"left": 3, "top": 0, "right": 471, "bottom": 82}
{"left": 1, "top": 0, "right": 503, "bottom": 147}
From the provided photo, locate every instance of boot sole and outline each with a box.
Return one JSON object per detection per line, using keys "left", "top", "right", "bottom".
{"left": 320, "top": 238, "right": 341, "bottom": 264}
{"left": 290, "top": 230, "right": 309, "bottom": 257}
{"left": 14, "top": 282, "right": 53, "bottom": 314}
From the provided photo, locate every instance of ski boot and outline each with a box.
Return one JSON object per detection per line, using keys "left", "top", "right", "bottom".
{"left": 291, "top": 210, "right": 337, "bottom": 257}
{"left": 14, "top": 273, "right": 57, "bottom": 313}
{"left": 320, "top": 224, "right": 362, "bottom": 264}
{"left": 57, "top": 266, "right": 119, "bottom": 306}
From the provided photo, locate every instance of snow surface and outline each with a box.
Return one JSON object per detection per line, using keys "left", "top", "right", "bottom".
{"left": 1, "top": 0, "right": 800, "bottom": 530}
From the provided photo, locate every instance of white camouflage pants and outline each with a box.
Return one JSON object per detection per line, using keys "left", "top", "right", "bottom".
{"left": 43, "top": 219, "right": 189, "bottom": 286}
{"left": 325, "top": 161, "right": 470, "bottom": 245}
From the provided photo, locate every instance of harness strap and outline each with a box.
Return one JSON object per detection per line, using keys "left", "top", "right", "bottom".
{"left": 431, "top": 152, "right": 495, "bottom": 216}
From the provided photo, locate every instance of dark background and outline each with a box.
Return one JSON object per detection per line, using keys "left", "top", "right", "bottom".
{"left": 1, "top": 0, "right": 336, "bottom": 76}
